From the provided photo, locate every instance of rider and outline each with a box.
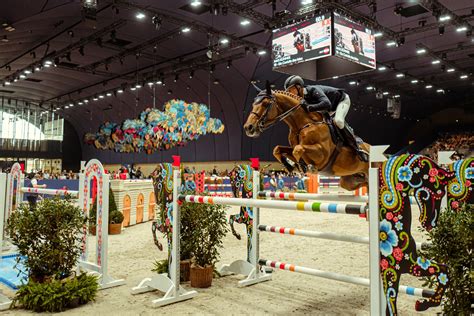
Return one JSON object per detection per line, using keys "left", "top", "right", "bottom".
{"left": 284, "top": 75, "right": 368, "bottom": 161}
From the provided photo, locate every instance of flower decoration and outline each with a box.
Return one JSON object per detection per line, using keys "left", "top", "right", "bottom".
{"left": 84, "top": 99, "right": 225, "bottom": 153}
{"left": 397, "top": 166, "right": 413, "bottom": 182}
{"left": 416, "top": 257, "right": 431, "bottom": 270}
{"left": 380, "top": 220, "right": 399, "bottom": 257}
{"left": 438, "top": 273, "right": 448, "bottom": 285}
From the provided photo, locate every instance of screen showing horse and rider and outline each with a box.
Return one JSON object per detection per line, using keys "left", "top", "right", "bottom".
{"left": 272, "top": 13, "right": 332, "bottom": 68}
{"left": 333, "top": 12, "right": 376, "bottom": 69}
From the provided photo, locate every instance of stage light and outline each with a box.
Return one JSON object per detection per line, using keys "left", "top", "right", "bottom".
{"left": 99, "top": 94, "right": 104, "bottom": 99}
{"left": 174, "top": 74, "right": 179, "bottom": 82}
{"left": 374, "top": 32, "right": 383, "bottom": 38}
{"left": 301, "top": 0, "right": 313, "bottom": 4}
{"left": 106, "top": 92, "right": 112, "bottom": 96}
{"left": 147, "top": 81, "right": 154, "bottom": 86}
{"left": 382, "top": 92, "right": 389, "bottom": 95}
{"left": 130, "top": 87, "right": 136, "bottom": 91}
{"left": 227, "top": 60, "right": 232, "bottom": 69}
{"left": 213, "top": 78, "right": 220, "bottom": 85}
{"left": 182, "top": 27, "right": 191, "bottom": 33}
{"left": 24, "top": 69, "right": 31, "bottom": 74}
{"left": 366, "top": 86, "right": 374, "bottom": 90}
{"left": 240, "top": 20, "right": 250, "bottom": 26}
{"left": 439, "top": 15, "right": 451, "bottom": 22}
{"left": 456, "top": 26, "right": 468, "bottom": 32}
{"left": 117, "top": 89, "right": 124, "bottom": 93}
{"left": 460, "top": 74, "right": 468, "bottom": 79}
{"left": 78, "top": 101, "right": 83, "bottom": 105}
{"left": 431, "top": 60, "right": 440, "bottom": 64}
{"left": 436, "top": 89, "right": 444, "bottom": 93}
{"left": 349, "top": 81, "right": 356, "bottom": 85}
{"left": 189, "top": 70, "right": 194, "bottom": 78}
{"left": 416, "top": 48, "right": 426, "bottom": 54}
{"left": 411, "top": 79, "right": 418, "bottom": 83}
{"left": 35, "top": 66, "right": 41, "bottom": 71}
{"left": 136, "top": 12, "right": 146, "bottom": 20}
{"left": 220, "top": 38, "right": 229, "bottom": 44}
{"left": 44, "top": 60, "right": 53, "bottom": 65}
{"left": 65, "top": 105, "right": 69, "bottom": 109}
{"left": 190, "top": 0, "right": 202, "bottom": 7}
{"left": 4, "top": 81, "right": 11, "bottom": 85}
{"left": 425, "top": 85, "right": 433, "bottom": 89}
{"left": 386, "top": 41, "right": 397, "bottom": 47}
{"left": 396, "top": 73, "right": 404, "bottom": 78}
{"left": 136, "top": 83, "right": 142, "bottom": 89}
{"left": 378, "top": 66, "right": 387, "bottom": 71}
{"left": 84, "top": 99, "right": 89, "bottom": 103}
{"left": 257, "top": 49, "right": 266, "bottom": 55}
{"left": 69, "top": 103, "right": 74, "bottom": 107}
{"left": 394, "top": 94, "right": 400, "bottom": 98}
{"left": 332, "top": 76, "right": 339, "bottom": 79}
{"left": 19, "top": 74, "right": 26, "bottom": 79}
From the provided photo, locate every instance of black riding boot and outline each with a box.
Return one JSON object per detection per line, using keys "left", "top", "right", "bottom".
{"left": 342, "top": 126, "right": 369, "bottom": 162}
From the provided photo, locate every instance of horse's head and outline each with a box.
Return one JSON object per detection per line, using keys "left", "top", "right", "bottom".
{"left": 395, "top": 156, "right": 456, "bottom": 230}
{"left": 244, "top": 83, "right": 279, "bottom": 138}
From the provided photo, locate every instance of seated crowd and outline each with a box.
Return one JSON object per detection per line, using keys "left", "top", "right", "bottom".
{"left": 423, "top": 131, "right": 473, "bottom": 161}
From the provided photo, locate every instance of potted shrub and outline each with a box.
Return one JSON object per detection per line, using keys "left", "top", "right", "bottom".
{"left": 108, "top": 210, "right": 124, "bottom": 235}
{"left": 421, "top": 204, "right": 473, "bottom": 314}
{"left": 189, "top": 202, "right": 228, "bottom": 288}
{"left": 6, "top": 197, "right": 99, "bottom": 312}
{"left": 89, "top": 187, "right": 121, "bottom": 235}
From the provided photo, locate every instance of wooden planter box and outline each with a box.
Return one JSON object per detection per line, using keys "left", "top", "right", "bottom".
{"left": 190, "top": 265, "right": 213, "bottom": 288}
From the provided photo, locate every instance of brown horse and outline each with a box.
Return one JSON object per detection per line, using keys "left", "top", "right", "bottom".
{"left": 243, "top": 84, "right": 370, "bottom": 191}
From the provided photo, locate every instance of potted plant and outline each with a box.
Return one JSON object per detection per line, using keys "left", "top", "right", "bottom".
{"left": 6, "top": 197, "right": 98, "bottom": 312}
{"left": 89, "top": 187, "right": 121, "bottom": 235}
{"left": 189, "top": 202, "right": 228, "bottom": 288}
{"left": 420, "top": 204, "right": 473, "bottom": 314}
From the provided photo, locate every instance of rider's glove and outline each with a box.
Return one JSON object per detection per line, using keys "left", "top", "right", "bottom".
{"left": 300, "top": 99, "right": 308, "bottom": 111}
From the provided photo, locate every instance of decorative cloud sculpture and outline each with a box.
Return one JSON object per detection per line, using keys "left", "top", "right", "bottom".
{"left": 84, "top": 99, "right": 225, "bottom": 154}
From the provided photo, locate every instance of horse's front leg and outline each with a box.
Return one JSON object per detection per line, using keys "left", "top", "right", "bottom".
{"left": 292, "top": 143, "right": 327, "bottom": 168}
{"left": 273, "top": 145, "right": 298, "bottom": 173}
{"left": 411, "top": 258, "right": 447, "bottom": 312}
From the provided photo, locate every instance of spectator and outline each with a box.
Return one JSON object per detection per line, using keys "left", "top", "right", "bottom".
{"left": 277, "top": 174, "right": 285, "bottom": 191}
{"left": 269, "top": 173, "right": 277, "bottom": 192}
{"left": 212, "top": 166, "right": 218, "bottom": 176}
{"left": 136, "top": 166, "right": 143, "bottom": 179}
{"left": 26, "top": 173, "right": 47, "bottom": 208}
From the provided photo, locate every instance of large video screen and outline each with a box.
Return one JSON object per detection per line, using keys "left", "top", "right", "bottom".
{"left": 272, "top": 14, "right": 332, "bottom": 69}
{"left": 333, "top": 12, "right": 376, "bottom": 68}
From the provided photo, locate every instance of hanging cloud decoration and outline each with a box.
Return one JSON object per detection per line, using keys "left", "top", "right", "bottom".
{"left": 84, "top": 99, "right": 225, "bottom": 154}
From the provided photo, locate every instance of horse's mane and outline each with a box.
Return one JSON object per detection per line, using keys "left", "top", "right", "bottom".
{"left": 273, "top": 90, "right": 303, "bottom": 101}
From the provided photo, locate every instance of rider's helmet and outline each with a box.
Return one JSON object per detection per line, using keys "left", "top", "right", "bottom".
{"left": 284, "top": 75, "right": 304, "bottom": 90}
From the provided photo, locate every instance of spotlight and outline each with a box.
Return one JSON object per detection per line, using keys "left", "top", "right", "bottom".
{"left": 130, "top": 86, "right": 136, "bottom": 91}
{"left": 257, "top": 49, "right": 266, "bottom": 55}
{"left": 226, "top": 60, "right": 232, "bottom": 69}
{"left": 240, "top": 20, "right": 251, "bottom": 26}
{"left": 447, "top": 68, "right": 455, "bottom": 72}
{"left": 436, "top": 89, "right": 444, "bottom": 93}
{"left": 456, "top": 26, "right": 468, "bottom": 32}
{"left": 135, "top": 83, "right": 142, "bottom": 89}
{"left": 416, "top": 48, "right": 426, "bottom": 54}
{"left": 220, "top": 38, "right": 229, "bottom": 44}
{"left": 432, "top": 60, "right": 440, "bottom": 64}
{"left": 99, "top": 94, "right": 105, "bottom": 99}
{"left": 4, "top": 81, "right": 11, "bottom": 85}
{"left": 20, "top": 74, "right": 26, "bottom": 79}
{"left": 78, "top": 102, "right": 83, "bottom": 105}
{"left": 460, "top": 74, "right": 468, "bottom": 79}
{"left": 411, "top": 79, "right": 418, "bottom": 84}
{"left": 438, "top": 26, "right": 445, "bottom": 35}
{"left": 189, "top": 70, "right": 194, "bottom": 79}
{"left": 35, "top": 65, "right": 41, "bottom": 71}
{"left": 93, "top": 96, "right": 99, "bottom": 101}
{"left": 24, "top": 69, "right": 31, "bottom": 74}
{"left": 181, "top": 27, "right": 191, "bottom": 33}
{"left": 378, "top": 66, "right": 387, "bottom": 71}
{"left": 84, "top": 99, "right": 89, "bottom": 103}
{"left": 366, "top": 86, "right": 374, "bottom": 90}
{"left": 190, "top": 0, "right": 202, "bottom": 7}
{"left": 1, "top": 35, "right": 8, "bottom": 42}
{"left": 174, "top": 74, "right": 179, "bottom": 82}
{"left": 382, "top": 92, "right": 389, "bottom": 95}
{"left": 396, "top": 73, "right": 404, "bottom": 78}
{"left": 349, "top": 81, "right": 357, "bottom": 85}
{"left": 106, "top": 92, "right": 112, "bottom": 96}
{"left": 156, "top": 79, "right": 162, "bottom": 85}
{"left": 439, "top": 15, "right": 451, "bottom": 22}
{"left": 374, "top": 32, "right": 383, "bottom": 38}
{"left": 68, "top": 30, "right": 74, "bottom": 37}
{"left": 425, "top": 85, "right": 433, "bottom": 89}
{"left": 147, "top": 81, "right": 154, "bottom": 86}
{"left": 386, "top": 41, "right": 397, "bottom": 47}
{"left": 213, "top": 78, "right": 220, "bottom": 85}
{"left": 136, "top": 12, "right": 146, "bottom": 20}
{"left": 117, "top": 89, "right": 124, "bottom": 93}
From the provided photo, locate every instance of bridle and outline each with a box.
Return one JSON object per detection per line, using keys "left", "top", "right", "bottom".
{"left": 250, "top": 92, "right": 302, "bottom": 132}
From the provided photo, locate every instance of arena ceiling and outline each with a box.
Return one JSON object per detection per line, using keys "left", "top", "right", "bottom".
{"left": 0, "top": 0, "right": 473, "bottom": 161}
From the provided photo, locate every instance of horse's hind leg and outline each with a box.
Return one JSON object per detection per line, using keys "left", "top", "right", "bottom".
{"left": 411, "top": 260, "right": 447, "bottom": 312}
{"left": 340, "top": 174, "right": 367, "bottom": 191}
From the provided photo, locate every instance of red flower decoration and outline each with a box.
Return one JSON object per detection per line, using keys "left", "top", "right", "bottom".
{"left": 428, "top": 267, "right": 435, "bottom": 274}
{"left": 393, "top": 247, "right": 403, "bottom": 261}
{"left": 428, "top": 168, "right": 438, "bottom": 177}
{"left": 386, "top": 212, "right": 394, "bottom": 220}
{"left": 380, "top": 259, "right": 389, "bottom": 270}
{"left": 392, "top": 217, "right": 398, "bottom": 223}
{"left": 451, "top": 201, "right": 459, "bottom": 209}
{"left": 396, "top": 183, "right": 404, "bottom": 191}
{"left": 429, "top": 177, "right": 436, "bottom": 183}
{"left": 466, "top": 180, "right": 471, "bottom": 187}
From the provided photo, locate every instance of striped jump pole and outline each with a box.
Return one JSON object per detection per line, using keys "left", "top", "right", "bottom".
{"left": 179, "top": 195, "right": 367, "bottom": 215}
{"left": 259, "top": 259, "right": 434, "bottom": 299}
{"left": 258, "top": 225, "right": 428, "bottom": 249}
{"left": 258, "top": 191, "right": 369, "bottom": 203}
{"left": 20, "top": 187, "right": 79, "bottom": 197}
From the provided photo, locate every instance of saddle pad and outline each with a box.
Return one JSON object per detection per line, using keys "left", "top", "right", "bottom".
{"left": 0, "top": 254, "right": 28, "bottom": 290}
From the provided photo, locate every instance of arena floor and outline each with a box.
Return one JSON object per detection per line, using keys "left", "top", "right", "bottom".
{"left": 3, "top": 204, "right": 441, "bottom": 315}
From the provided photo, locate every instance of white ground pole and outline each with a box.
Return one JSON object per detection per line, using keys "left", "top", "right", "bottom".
{"left": 131, "top": 169, "right": 197, "bottom": 307}
{"left": 218, "top": 170, "right": 272, "bottom": 286}
{"left": 369, "top": 145, "right": 389, "bottom": 315}
{"left": 438, "top": 151, "right": 455, "bottom": 211}
{"left": 0, "top": 172, "right": 12, "bottom": 311}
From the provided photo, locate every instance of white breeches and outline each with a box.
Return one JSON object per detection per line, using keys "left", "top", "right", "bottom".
{"left": 334, "top": 93, "right": 350, "bottom": 129}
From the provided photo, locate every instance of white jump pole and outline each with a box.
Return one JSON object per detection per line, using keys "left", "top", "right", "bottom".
{"left": 131, "top": 168, "right": 197, "bottom": 306}
{"left": 20, "top": 187, "right": 79, "bottom": 197}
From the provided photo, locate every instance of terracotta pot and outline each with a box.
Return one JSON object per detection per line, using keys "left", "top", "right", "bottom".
{"left": 108, "top": 223, "right": 122, "bottom": 235}
{"left": 89, "top": 225, "right": 96, "bottom": 236}
{"left": 180, "top": 260, "right": 191, "bottom": 282}
{"left": 190, "top": 265, "right": 213, "bottom": 288}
